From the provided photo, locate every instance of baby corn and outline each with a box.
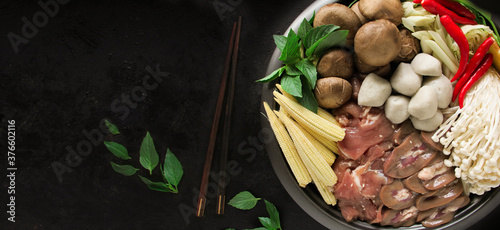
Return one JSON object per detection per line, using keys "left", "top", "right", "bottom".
{"left": 273, "top": 91, "right": 345, "bottom": 142}
{"left": 276, "top": 111, "right": 338, "bottom": 187}
{"left": 263, "top": 102, "right": 312, "bottom": 187}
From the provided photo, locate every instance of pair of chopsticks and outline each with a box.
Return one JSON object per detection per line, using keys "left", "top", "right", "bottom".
{"left": 196, "top": 16, "right": 242, "bottom": 217}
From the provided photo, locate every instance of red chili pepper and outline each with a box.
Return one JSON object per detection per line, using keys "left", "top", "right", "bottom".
{"left": 413, "top": 0, "right": 422, "bottom": 3}
{"left": 452, "top": 37, "right": 495, "bottom": 100}
{"left": 458, "top": 53, "right": 493, "bottom": 108}
{"left": 433, "top": 0, "right": 476, "bottom": 20}
{"left": 422, "top": 0, "right": 477, "bottom": 25}
{"left": 440, "top": 15, "right": 469, "bottom": 82}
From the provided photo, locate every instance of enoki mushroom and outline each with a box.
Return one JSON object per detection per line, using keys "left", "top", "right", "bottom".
{"left": 432, "top": 68, "right": 500, "bottom": 195}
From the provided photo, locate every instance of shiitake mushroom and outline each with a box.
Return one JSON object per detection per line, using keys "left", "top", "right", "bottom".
{"left": 354, "top": 19, "right": 402, "bottom": 67}
{"left": 317, "top": 49, "right": 354, "bottom": 79}
{"left": 358, "top": 0, "right": 404, "bottom": 25}
{"left": 314, "top": 3, "right": 362, "bottom": 46}
{"left": 314, "top": 77, "right": 352, "bottom": 109}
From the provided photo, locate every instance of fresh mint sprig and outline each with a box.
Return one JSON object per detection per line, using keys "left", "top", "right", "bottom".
{"left": 257, "top": 14, "right": 348, "bottom": 113}
{"left": 103, "top": 120, "right": 183, "bottom": 194}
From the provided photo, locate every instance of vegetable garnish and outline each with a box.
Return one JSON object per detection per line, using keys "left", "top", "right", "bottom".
{"left": 104, "top": 119, "right": 121, "bottom": 135}
{"left": 440, "top": 15, "right": 469, "bottom": 81}
{"left": 104, "top": 141, "right": 131, "bottom": 160}
{"left": 458, "top": 0, "right": 500, "bottom": 45}
{"left": 432, "top": 0, "right": 476, "bottom": 20}
{"left": 228, "top": 191, "right": 261, "bottom": 210}
{"left": 103, "top": 125, "right": 183, "bottom": 193}
{"left": 433, "top": 68, "right": 500, "bottom": 195}
{"left": 263, "top": 86, "right": 341, "bottom": 205}
{"left": 257, "top": 17, "right": 348, "bottom": 113}
{"left": 452, "top": 37, "right": 495, "bottom": 101}
{"left": 139, "top": 131, "right": 160, "bottom": 175}
{"left": 421, "top": 0, "right": 477, "bottom": 25}
{"left": 228, "top": 191, "right": 282, "bottom": 230}
{"left": 458, "top": 53, "right": 493, "bottom": 107}
{"left": 110, "top": 162, "right": 139, "bottom": 176}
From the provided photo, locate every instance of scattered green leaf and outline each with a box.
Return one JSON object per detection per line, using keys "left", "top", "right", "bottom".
{"left": 264, "top": 200, "right": 281, "bottom": 230}
{"left": 138, "top": 175, "right": 173, "bottom": 193}
{"left": 258, "top": 217, "right": 275, "bottom": 230}
{"left": 228, "top": 191, "right": 261, "bottom": 210}
{"left": 104, "top": 141, "right": 131, "bottom": 160}
{"left": 162, "top": 149, "right": 183, "bottom": 190}
{"left": 110, "top": 162, "right": 139, "bottom": 176}
{"left": 104, "top": 119, "right": 120, "bottom": 135}
{"left": 280, "top": 74, "right": 302, "bottom": 98}
{"left": 139, "top": 132, "right": 159, "bottom": 175}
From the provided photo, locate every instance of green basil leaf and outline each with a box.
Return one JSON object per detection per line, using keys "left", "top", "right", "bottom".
{"left": 308, "top": 11, "right": 316, "bottom": 25}
{"left": 104, "top": 141, "right": 130, "bottom": 160}
{"left": 279, "top": 29, "right": 301, "bottom": 64}
{"left": 244, "top": 228, "right": 267, "bottom": 230}
{"left": 273, "top": 35, "right": 287, "bottom": 52}
{"left": 298, "top": 18, "right": 313, "bottom": 39}
{"left": 297, "top": 76, "right": 318, "bottom": 113}
{"left": 258, "top": 217, "right": 275, "bottom": 230}
{"left": 280, "top": 74, "right": 302, "bottom": 98}
{"left": 138, "top": 175, "right": 173, "bottom": 192}
{"left": 110, "top": 162, "right": 138, "bottom": 176}
{"left": 163, "top": 148, "right": 183, "bottom": 188}
{"left": 104, "top": 119, "right": 120, "bottom": 135}
{"left": 227, "top": 191, "right": 261, "bottom": 210}
{"left": 306, "top": 30, "right": 348, "bottom": 57}
{"left": 139, "top": 132, "right": 159, "bottom": 175}
{"left": 256, "top": 66, "right": 285, "bottom": 83}
{"left": 303, "top": 25, "right": 339, "bottom": 50}
{"left": 285, "top": 64, "right": 302, "bottom": 76}
{"left": 264, "top": 200, "right": 281, "bottom": 230}
{"left": 295, "top": 59, "right": 317, "bottom": 89}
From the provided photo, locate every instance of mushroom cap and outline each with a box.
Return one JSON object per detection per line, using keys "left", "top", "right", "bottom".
{"left": 395, "top": 28, "right": 421, "bottom": 62}
{"left": 317, "top": 49, "right": 354, "bottom": 79}
{"left": 358, "top": 0, "right": 404, "bottom": 25}
{"left": 354, "top": 19, "right": 401, "bottom": 67}
{"left": 314, "top": 77, "right": 352, "bottom": 109}
{"left": 314, "top": 3, "right": 362, "bottom": 46}
{"left": 351, "top": 2, "right": 369, "bottom": 24}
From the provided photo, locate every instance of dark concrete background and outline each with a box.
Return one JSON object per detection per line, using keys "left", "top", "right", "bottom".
{"left": 0, "top": 0, "right": 499, "bottom": 229}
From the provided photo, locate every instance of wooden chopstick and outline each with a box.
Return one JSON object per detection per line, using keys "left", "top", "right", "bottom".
{"left": 217, "top": 16, "right": 242, "bottom": 215}
{"left": 196, "top": 18, "right": 240, "bottom": 217}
